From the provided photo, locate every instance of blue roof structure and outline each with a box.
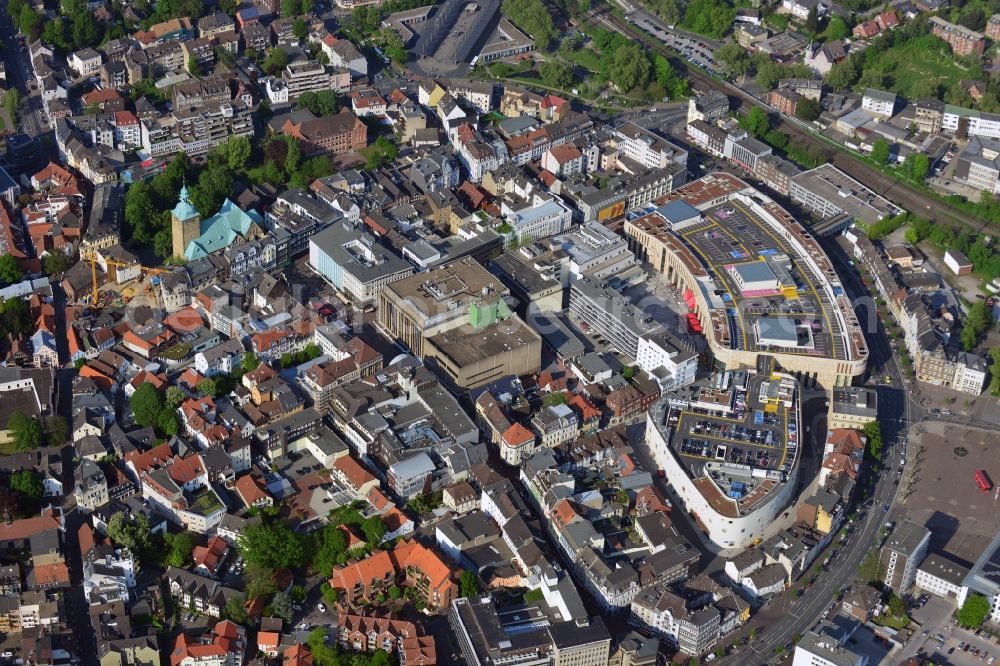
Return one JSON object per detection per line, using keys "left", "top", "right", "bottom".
{"left": 656, "top": 200, "right": 701, "bottom": 225}
{"left": 172, "top": 185, "right": 199, "bottom": 222}
{"left": 183, "top": 198, "right": 264, "bottom": 261}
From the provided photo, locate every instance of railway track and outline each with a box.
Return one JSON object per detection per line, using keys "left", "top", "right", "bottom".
{"left": 585, "top": 5, "right": 994, "bottom": 232}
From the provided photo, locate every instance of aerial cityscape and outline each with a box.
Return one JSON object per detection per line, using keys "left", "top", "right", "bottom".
{"left": 0, "top": 0, "right": 996, "bottom": 663}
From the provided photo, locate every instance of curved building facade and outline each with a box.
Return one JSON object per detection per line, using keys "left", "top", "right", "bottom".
{"left": 646, "top": 365, "right": 802, "bottom": 549}
{"left": 624, "top": 173, "right": 868, "bottom": 388}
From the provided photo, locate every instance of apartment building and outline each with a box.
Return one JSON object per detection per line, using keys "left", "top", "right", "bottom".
{"left": 282, "top": 60, "right": 332, "bottom": 101}
{"left": 929, "top": 16, "right": 986, "bottom": 56}
{"left": 141, "top": 99, "right": 253, "bottom": 158}
{"left": 861, "top": 88, "right": 897, "bottom": 118}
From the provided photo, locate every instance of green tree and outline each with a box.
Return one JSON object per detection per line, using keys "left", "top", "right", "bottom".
{"left": 608, "top": 42, "right": 651, "bottom": 92}
{"left": 862, "top": 420, "right": 883, "bottom": 462}
{"left": 826, "top": 16, "right": 849, "bottom": 40}
{"left": 388, "top": 585, "right": 402, "bottom": 600}
{"left": 296, "top": 90, "right": 339, "bottom": 116}
{"left": 165, "top": 386, "right": 187, "bottom": 410}
{"left": 0, "top": 297, "right": 33, "bottom": 338}
{"left": 238, "top": 521, "right": 306, "bottom": 570}
{"left": 156, "top": 409, "right": 180, "bottom": 437}
{"left": 224, "top": 593, "right": 250, "bottom": 625}
{"left": 501, "top": 0, "right": 557, "bottom": 49}
{"left": 904, "top": 227, "right": 920, "bottom": 244}
{"left": 292, "top": 17, "right": 308, "bottom": 40}
{"left": 988, "top": 348, "right": 1000, "bottom": 395}
{"left": 716, "top": 41, "right": 750, "bottom": 78}
{"left": 805, "top": 5, "right": 819, "bottom": 34}
{"left": 44, "top": 416, "right": 66, "bottom": 446}
{"left": 197, "top": 378, "right": 218, "bottom": 397}
{"left": 130, "top": 384, "right": 163, "bottom": 428}
{"left": 190, "top": 165, "right": 232, "bottom": 218}
{"left": 958, "top": 593, "right": 990, "bottom": 628}
{"left": 539, "top": 59, "right": 574, "bottom": 89}
{"left": 680, "top": 0, "right": 735, "bottom": 39}
{"left": 795, "top": 97, "right": 821, "bottom": 121}
{"left": 263, "top": 47, "right": 288, "bottom": 75}
{"left": 242, "top": 352, "right": 260, "bottom": 373}
{"left": 311, "top": 524, "right": 348, "bottom": 577}
{"left": 741, "top": 106, "right": 769, "bottom": 137}
{"left": 165, "top": 530, "right": 199, "bottom": 567}
{"left": 903, "top": 153, "right": 929, "bottom": 181}
{"left": 0, "top": 255, "right": 22, "bottom": 286}
{"left": 41, "top": 252, "right": 72, "bottom": 275}
{"left": 825, "top": 57, "right": 860, "bottom": 90}
{"left": 379, "top": 28, "right": 407, "bottom": 63}
{"left": 281, "top": 0, "right": 301, "bottom": 15}
{"left": 3, "top": 88, "right": 19, "bottom": 123}
{"left": 7, "top": 412, "right": 42, "bottom": 451}
{"left": 362, "top": 136, "right": 398, "bottom": 170}
{"left": 18, "top": 5, "right": 41, "bottom": 38}
{"left": 42, "top": 18, "right": 69, "bottom": 52}
{"left": 460, "top": 570, "right": 479, "bottom": 597}
{"left": 9, "top": 469, "right": 43, "bottom": 514}
{"left": 270, "top": 590, "right": 294, "bottom": 622}
{"left": 961, "top": 301, "right": 992, "bottom": 350}
{"left": 106, "top": 512, "right": 153, "bottom": 559}
{"left": 870, "top": 138, "right": 890, "bottom": 165}
{"left": 361, "top": 515, "right": 386, "bottom": 545}
{"left": 888, "top": 594, "right": 906, "bottom": 617}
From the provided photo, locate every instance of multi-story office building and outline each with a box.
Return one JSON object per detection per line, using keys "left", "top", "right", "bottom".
{"left": 450, "top": 596, "right": 612, "bottom": 666}
{"left": 308, "top": 221, "right": 414, "bottom": 307}
{"left": 502, "top": 195, "right": 573, "bottom": 246}
{"left": 568, "top": 277, "right": 661, "bottom": 360}
{"left": 612, "top": 123, "right": 689, "bottom": 170}
{"left": 879, "top": 520, "right": 931, "bottom": 595}
{"left": 916, "top": 553, "right": 969, "bottom": 601}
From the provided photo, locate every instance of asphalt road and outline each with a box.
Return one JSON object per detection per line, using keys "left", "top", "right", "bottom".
{"left": 584, "top": 5, "right": 998, "bottom": 234}
{"left": 712, "top": 240, "right": 918, "bottom": 664}
{"left": 0, "top": 0, "right": 50, "bottom": 138}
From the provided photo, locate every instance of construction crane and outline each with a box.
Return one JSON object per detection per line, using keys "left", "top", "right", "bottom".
{"left": 88, "top": 254, "right": 169, "bottom": 307}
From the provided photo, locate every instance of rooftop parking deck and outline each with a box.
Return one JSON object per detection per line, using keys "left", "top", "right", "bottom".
{"left": 655, "top": 369, "right": 801, "bottom": 517}
{"left": 671, "top": 200, "right": 847, "bottom": 361}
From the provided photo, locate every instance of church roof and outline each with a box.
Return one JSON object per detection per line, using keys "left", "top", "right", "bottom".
{"left": 172, "top": 185, "right": 199, "bottom": 222}
{"left": 184, "top": 199, "right": 264, "bottom": 261}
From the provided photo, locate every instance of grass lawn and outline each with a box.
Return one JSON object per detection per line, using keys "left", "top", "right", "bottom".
{"left": 523, "top": 588, "right": 545, "bottom": 603}
{"left": 188, "top": 487, "right": 224, "bottom": 515}
{"left": 866, "top": 35, "right": 975, "bottom": 100}
{"left": 160, "top": 343, "right": 191, "bottom": 361}
{"left": 559, "top": 46, "right": 601, "bottom": 72}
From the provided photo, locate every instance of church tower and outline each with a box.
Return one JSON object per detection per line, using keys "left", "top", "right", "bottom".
{"left": 171, "top": 184, "right": 201, "bottom": 259}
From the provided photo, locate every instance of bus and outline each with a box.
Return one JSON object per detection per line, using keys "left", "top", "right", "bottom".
{"left": 975, "top": 469, "right": 993, "bottom": 493}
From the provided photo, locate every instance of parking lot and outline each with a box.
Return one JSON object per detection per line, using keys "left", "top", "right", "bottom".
{"left": 625, "top": 12, "right": 718, "bottom": 72}
{"left": 674, "top": 202, "right": 841, "bottom": 359}
{"left": 667, "top": 371, "right": 799, "bottom": 479}
{"left": 898, "top": 421, "right": 1000, "bottom": 565}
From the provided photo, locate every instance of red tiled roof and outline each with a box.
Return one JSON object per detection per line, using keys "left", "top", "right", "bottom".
{"left": 333, "top": 455, "right": 377, "bottom": 491}
{"left": 234, "top": 474, "right": 271, "bottom": 507}
{"left": 125, "top": 443, "right": 174, "bottom": 477}
{"left": 33, "top": 561, "right": 70, "bottom": 585}
{"left": 501, "top": 423, "right": 534, "bottom": 447}
{"left": 192, "top": 535, "right": 229, "bottom": 574}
